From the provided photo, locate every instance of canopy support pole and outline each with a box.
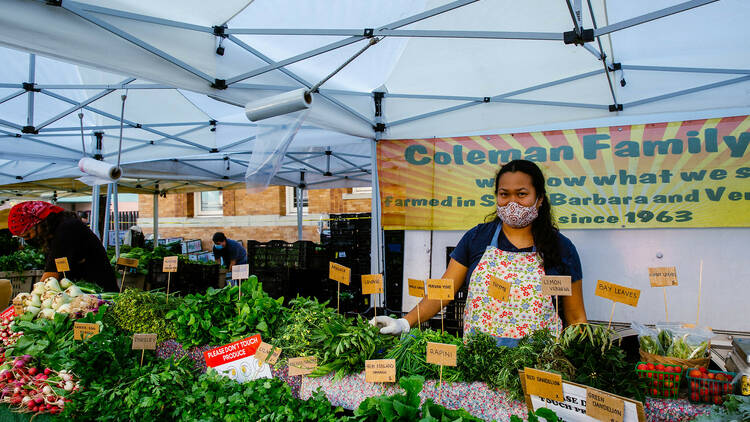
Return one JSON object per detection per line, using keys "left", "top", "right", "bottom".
{"left": 101, "top": 184, "right": 112, "bottom": 247}
{"left": 90, "top": 131, "right": 103, "bottom": 239}
{"left": 26, "top": 54, "right": 35, "bottom": 128}
{"left": 370, "top": 138, "right": 384, "bottom": 308}
{"left": 90, "top": 185, "right": 100, "bottom": 239}
{"left": 113, "top": 183, "right": 120, "bottom": 258}
{"left": 297, "top": 171, "right": 305, "bottom": 241}
{"left": 296, "top": 187, "right": 303, "bottom": 241}
{"left": 153, "top": 191, "right": 159, "bottom": 249}
{"left": 371, "top": 90, "right": 385, "bottom": 309}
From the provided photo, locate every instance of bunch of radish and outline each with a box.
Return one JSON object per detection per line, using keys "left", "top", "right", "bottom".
{"left": 0, "top": 355, "right": 78, "bottom": 415}
{"left": 0, "top": 316, "right": 23, "bottom": 350}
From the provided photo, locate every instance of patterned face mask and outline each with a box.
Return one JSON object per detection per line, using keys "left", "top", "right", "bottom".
{"left": 496, "top": 199, "right": 540, "bottom": 228}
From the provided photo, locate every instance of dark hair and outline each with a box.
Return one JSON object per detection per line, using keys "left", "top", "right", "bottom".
{"left": 485, "top": 160, "right": 562, "bottom": 272}
{"left": 212, "top": 232, "right": 226, "bottom": 243}
{"left": 34, "top": 211, "right": 79, "bottom": 254}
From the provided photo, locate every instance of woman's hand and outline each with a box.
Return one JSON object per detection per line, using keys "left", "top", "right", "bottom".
{"left": 563, "top": 279, "right": 588, "bottom": 326}
{"left": 370, "top": 316, "right": 410, "bottom": 335}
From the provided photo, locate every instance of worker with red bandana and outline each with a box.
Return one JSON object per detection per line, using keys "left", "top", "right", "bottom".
{"left": 8, "top": 201, "right": 117, "bottom": 292}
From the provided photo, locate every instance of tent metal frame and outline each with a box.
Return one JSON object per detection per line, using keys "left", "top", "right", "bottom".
{"left": 28, "top": 0, "right": 723, "bottom": 134}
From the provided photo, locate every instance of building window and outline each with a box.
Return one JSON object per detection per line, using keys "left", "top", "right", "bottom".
{"left": 343, "top": 186, "right": 372, "bottom": 200}
{"left": 352, "top": 187, "right": 372, "bottom": 195}
{"left": 285, "top": 187, "right": 309, "bottom": 215}
{"left": 195, "top": 191, "right": 223, "bottom": 216}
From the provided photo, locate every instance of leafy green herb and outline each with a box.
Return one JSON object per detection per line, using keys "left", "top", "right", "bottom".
{"left": 62, "top": 356, "right": 195, "bottom": 421}
{"left": 310, "top": 314, "right": 394, "bottom": 381}
{"left": 0, "top": 248, "right": 45, "bottom": 272}
{"left": 273, "top": 296, "right": 340, "bottom": 364}
{"left": 561, "top": 324, "right": 645, "bottom": 401}
{"left": 384, "top": 329, "right": 464, "bottom": 383}
{"left": 6, "top": 306, "right": 109, "bottom": 369}
{"left": 173, "top": 370, "right": 344, "bottom": 422}
{"left": 352, "top": 375, "right": 482, "bottom": 422}
{"left": 107, "top": 288, "right": 180, "bottom": 342}
{"left": 460, "top": 329, "right": 574, "bottom": 399}
{"left": 511, "top": 408, "right": 560, "bottom": 422}
{"left": 165, "top": 276, "right": 283, "bottom": 348}
{"left": 693, "top": 395, "right": 750, "bottom": 422}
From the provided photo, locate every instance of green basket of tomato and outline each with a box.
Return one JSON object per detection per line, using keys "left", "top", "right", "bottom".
{"left": 635, "top": 362, "right": 683, "bottom": 399}
{"left": 685, "top": 367, "right": 735, "bottom": 405}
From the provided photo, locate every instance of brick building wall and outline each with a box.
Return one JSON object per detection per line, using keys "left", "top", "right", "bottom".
{"left": 137, "top": 186, "right": 371, "bottom": 249}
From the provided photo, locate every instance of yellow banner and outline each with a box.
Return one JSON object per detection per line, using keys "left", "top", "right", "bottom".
{"left": 378, "top": 116, "right": 750, "bottom": 230}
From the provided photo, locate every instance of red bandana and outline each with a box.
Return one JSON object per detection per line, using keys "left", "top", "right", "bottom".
{"left": 8, "top": 201, "right": 64, "bottom": 236}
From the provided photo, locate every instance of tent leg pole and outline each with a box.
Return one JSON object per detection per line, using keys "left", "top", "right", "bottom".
{"left": 297, "top": 186, "right": 303, "bottom": 241}
{"left": 153, "top": 192, "right": 159, "bottom": 250}
{"left": 90, "top": 185, "right": 100, "bottom": 239}
{"left": 370, "top": 137, "right": 384, "bottom": 309}
{"left": 101, "top": 184, "right": 112, "bottom": 247}
{"left": 113, "top": 183, "right": 120, "bottom": 258}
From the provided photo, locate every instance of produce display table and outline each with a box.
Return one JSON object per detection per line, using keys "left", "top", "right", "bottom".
{"left": 299, "top": 371, "right": 715, "bottom": 422}
{"left": 301, "top": 372, "right": 529, "bottom": 421}
{"left": 156, "top": 339, "right": 716, "bottom": 422}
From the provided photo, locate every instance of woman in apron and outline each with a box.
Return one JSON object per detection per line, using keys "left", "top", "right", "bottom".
{"left": 372, "top": 160, "right": 587, "bottom": 345}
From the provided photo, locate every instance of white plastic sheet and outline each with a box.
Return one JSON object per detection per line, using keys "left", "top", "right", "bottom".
{"left": 244, "top": 109, "right": 309, "bottom": 192}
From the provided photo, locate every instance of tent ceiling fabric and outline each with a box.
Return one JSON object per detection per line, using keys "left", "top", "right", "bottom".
{"left": 0, "top": 0, "right": 748, "bottom": 195}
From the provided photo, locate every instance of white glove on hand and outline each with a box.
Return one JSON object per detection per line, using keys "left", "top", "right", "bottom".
{"left": 370, "top": 316, "right": 411, "bottom": 335}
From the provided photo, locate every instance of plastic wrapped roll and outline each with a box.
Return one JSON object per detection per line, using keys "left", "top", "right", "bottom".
{"left": 244, "top": 88, "right": 313, "bottom": 122}
{"left": 78, "top": 157, "right": 122, "bottom": 181}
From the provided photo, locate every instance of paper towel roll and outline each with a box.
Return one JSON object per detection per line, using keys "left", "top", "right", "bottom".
{"left": 245, "top": 88, "right": 313, "bottom": 122}
{"left": 78, "top": 157, "right": 122, "bottom": 181}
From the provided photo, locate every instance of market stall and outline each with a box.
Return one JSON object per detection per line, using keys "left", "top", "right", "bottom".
{"left": 0, "top": 1, "right": 748, "bottom": 421}
{"left": 0, "top": 272, "right": 744, "bottom": 421}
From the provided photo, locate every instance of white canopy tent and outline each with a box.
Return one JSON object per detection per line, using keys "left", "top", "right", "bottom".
{"left": 1, "top": 0, "right": 748, "bottom": 189}
{"left": 0, "top": 0, "right": 748, "bottom": 328}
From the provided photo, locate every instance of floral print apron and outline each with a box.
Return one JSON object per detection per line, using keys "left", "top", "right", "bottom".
{"left": 463, "top": 224, "right": 562, "bottom": 346}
